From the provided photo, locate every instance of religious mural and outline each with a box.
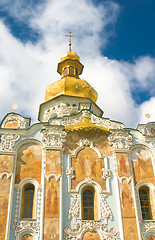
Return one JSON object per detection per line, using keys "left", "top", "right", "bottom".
{"left": 119, "top": 179, "right": 135, "bottom": 218}
{"left": 131, "top": 148, "right": 154, "bottom": 183}
{"left": 15, "top": 144, "right": 42, "bottom": 184}
{"left": 71, "top": 147, "right": 105, "bottom": 190}
{"left": 82, "top": 231, "right": 101, "bottom": 240}
{"left": 44, "top": 218, "right": 59, "bottom": 240}
{"left": 44, "top": 177, "right": 60, "bottom": 239}
{"left": 147, "top": 235, "right": 155, "bottom": 240}
{"left": 123, "top": 221, "right": 138, "bottom": 240}
{"left": 0, "top": 154, "right": 13, "bottom": 173}
{"left": 117, "top": 153, "right": 130, "bottom": 177}
{"left": 0, "top": 178, "right": 11, "bottom": 240}
{"left": 46, "top": 150, "right": 61, "bottom": 175}
{"left": 22, "top": 234, "right": 33, "bottom": 240}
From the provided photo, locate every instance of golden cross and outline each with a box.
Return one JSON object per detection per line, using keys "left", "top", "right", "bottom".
{"left": 65, "top": 31, "right": 76, "bottom": 52}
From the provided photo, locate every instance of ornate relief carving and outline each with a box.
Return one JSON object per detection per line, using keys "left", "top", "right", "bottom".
{"left": 1, "top": 134, "right": 20, "bottom": 151}
{"left": 138, "top": 123, "right": 155, "bottom": 136}
{"left": 68, "top": 193, "right": 80, "bottom": 220}
{"left": 118, "top": 176, "right": 132, "bottom": 184}
{"left": 37, "top": 187, "right": 42, "bottom": 222}
{"left": 0, "top": 172, "right": 12, "bottom": 179}
{"left": 12, "top": 221, "right": 40, "bottom": 232}
{"left": 102, "top": 168, "right": 111, "bottom": 180}
{"left": 14, "top": 187, "right": 21, "bottom": 224}
{"left": 45, "top": 174, "right": 61, "bottom": 182}
{"left": 66, "top": 167, "right": 75, "bottom": 179}
{"left": 41, "top": 127, "right": 67, "bottom": 147}
{"left": 85, "top": 177, "right": 93, "bottom": 184}
{"left": 49, "top": 111, "right": 124, "bottom": 131}
{"left": 100, "top": 193, "right": 113, "bottom": 220}
{"left": 80, "top": 138, "right": 93, "bottom": 147}
{"left": 108, "top": 130, "right": 132, "bottom": 150}
{"left": 1, "top": 113, "right": 30, "bottom": 129}
{"left": 91, "top": 115, "right": 124, "bottom": 130}
{"left": 141, "top": 221, "right": 155, "bottom": 234}
{"left": 44, "top": 104, "right": 79, "bottom": 121}
{"left": 64, "top": 220, "right": 119, "bottom": 239}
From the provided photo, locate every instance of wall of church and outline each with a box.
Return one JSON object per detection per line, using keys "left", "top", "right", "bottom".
{"left": 0, "top": 154, "right": 13, "bottom": 239}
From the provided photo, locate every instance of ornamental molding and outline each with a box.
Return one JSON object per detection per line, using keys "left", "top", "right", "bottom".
{"left": 108, "top": 130, "right": 132, "bottom": 151}
{"left": 102, "top": 168, "right": 111, "bottom": 180}
{"left": 118, "top": 176, "right": 132, "bottom": 184}
{"left": 141, "top": 221, "right": 155, "bottom": 234}
{"left": 12, "top": 221, "right": 40, "bottom": 232}
{"left": 45, "top": 104, "right": 78, "bottom": 121}
{"left": 1, "top": 134, "right": 20, "bottom": 151}
{"left": 68, "top": 193, "right": 80, "bottom": 220}
{"left": 45, "top": 174, "right": 61, "bottom": 182}
{"left": 138, "top": 122, "right": 155, "bottom": 137}
{"left": 100, "top": 193, "right": 113, "bottom": 220}
{"left": 49, "top": 111, "right": 124, "bottom": 131}
{"left": 0, "top": 172, "right": 12, "bottom": 179}
{"left": 41, "top": 126, "right": 67, "bottom": 148}
{"left": 91, "top": 115, "right": 124, "bottom": 130}
{"left": 64, "top": 220, "right": 119, "bottom": 240}
{"left": 1, "top": 113, "right": 30, "bottom": 129}
{"left": 66, "top": 167, "right": 75, "bottom": 179}
{"left": 80, "top": 138, "right": 93, "bottom": 147}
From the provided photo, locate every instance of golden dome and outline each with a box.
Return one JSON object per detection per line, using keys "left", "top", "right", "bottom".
{"left": 45, "top": 51, "right": 98, "bottom": 103}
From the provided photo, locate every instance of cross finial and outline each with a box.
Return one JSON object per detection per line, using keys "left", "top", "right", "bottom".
{"left": 65, "top": 31, "right": 76, "bottom": 52}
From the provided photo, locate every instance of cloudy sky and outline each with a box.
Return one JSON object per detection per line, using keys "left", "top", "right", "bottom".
{"left": 0, "top": 0, "right": 155, "bottom": 128}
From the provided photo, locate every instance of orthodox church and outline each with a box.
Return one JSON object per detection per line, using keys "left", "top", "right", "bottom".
{"left": 0, "top": 38, "right": 155, "bottom": 240}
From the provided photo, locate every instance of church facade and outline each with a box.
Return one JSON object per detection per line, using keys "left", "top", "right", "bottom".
{"left": 0, "top": 48, "right": 155, "bottom": 240}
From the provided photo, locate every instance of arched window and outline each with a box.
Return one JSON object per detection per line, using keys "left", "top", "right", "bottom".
{"left": 63, "top": 67, "right": 68, "bottom": 76}
{"left": 69, "top": 66, "right": 74, "bottom": 75}
{"left": 139, "top": 186, "right": 152, "bottom": 220}
{"left": 22, "top": 234, "right": 33, "bottom": 240}
{"left": 21, "top": 184, "right": 35, "bottom": 218}
{"left": 82, "top": 188, "right": 94, "bottom": 220}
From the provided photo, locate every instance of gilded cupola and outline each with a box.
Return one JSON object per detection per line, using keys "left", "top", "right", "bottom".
{"left": 44, "top": 33, "right": 98, "bottom": 103}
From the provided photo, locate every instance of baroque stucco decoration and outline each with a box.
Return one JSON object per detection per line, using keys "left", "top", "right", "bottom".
{"left": 64, "top": 220, "right": 119, "bottom": 240}
{"left": 0, "top": 113, "right": 30, "bottom": 129}
{"left": 1, "top": 134, "right": 20, "bottom": 151}
{"left": 49, "top": 110, "right": 124, "bottom": 131}
{"left": 41, "top": 126, "right": 67, "bottom": 148}
{"left": 108, "top": 130, "right": 132, "bottom": 151}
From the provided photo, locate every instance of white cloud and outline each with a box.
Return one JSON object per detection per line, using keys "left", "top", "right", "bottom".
{"left": 0, "top": 0, "right": 154, "bottom": 128}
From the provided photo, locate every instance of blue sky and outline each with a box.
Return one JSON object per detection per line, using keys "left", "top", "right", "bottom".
{"left": 0, "top": 0, "right": 154, "bottom": 128}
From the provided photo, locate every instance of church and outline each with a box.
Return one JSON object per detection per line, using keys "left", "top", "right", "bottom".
{"left": 0, "top": 38, "right": 155, "bottom": 240}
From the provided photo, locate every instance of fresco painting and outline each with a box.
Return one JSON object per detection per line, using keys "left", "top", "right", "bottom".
{"left": 22, "top": 234, "right": 33, "bottom": 240}
{"left": 64, "top": 132, "right": 112, "bottom": 156}
{"left": 116, "top": 153, "right": 130, "bottom": 177}
{"left": 44, "top": 218, "right": 59, "bottom": 240}
{"left": 131, "top": 148, "right": 154, "bottom": 183}
{"left": 0, "top": 178, "right": 11, "bottom": 240}
{"left": 45, "top": 178, "right": 59, "bottom": 218}
{"left": 72, "top": 147, "right": 105, "bottom": 190}
{"left": 15, "top": 144, "right": 42, "bottom": 184}
{"left": 4, "top": 120, "right": 19, "bottom": 128}
{"left": 0, "top": 154, "right": 13, "bottom": 173}
{"left": 123, "top": 218, "right": 138, "bottom": 240}
{"left": 147, "top": 235, "right": 155, "bottom": 240}
{"left": 46, "top": 150, "right": 61, "bottom": 175}
{"left": 120, "top": 179, "right": 135, "bottom": 217}
{"left": 82, "top": 231, "right": 101, "bottom": 240}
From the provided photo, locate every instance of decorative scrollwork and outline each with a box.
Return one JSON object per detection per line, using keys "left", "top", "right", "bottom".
{"left": 1, "top": 134, "right": 20, "bottom": 151}
{"left": 68, "top": 193, "right": 80, "bottom": 220}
